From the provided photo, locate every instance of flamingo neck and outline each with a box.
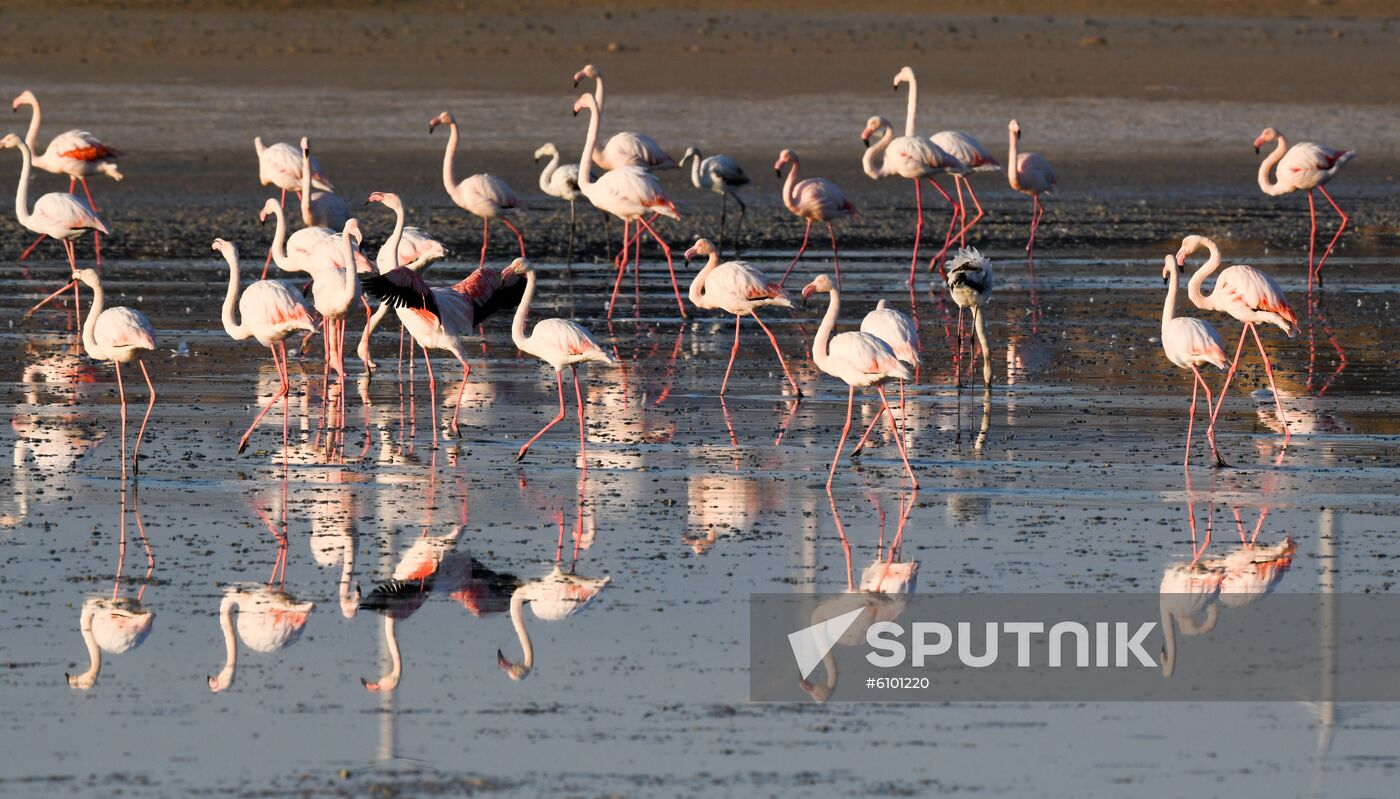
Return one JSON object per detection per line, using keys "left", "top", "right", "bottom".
{"left": 507, "top": 589, "right": 534, "bottom": 674}
{"left": 11, "top": 139, "right": 33, "bottom": 226}
{"left": 69, "top": 602, "right": 101, "bottom": 689}
{"left": 687, "top": 152, "right": 704, "bottom": 189}
{"left": 337, "top": 227, "right": 360, "bottom": 308}
{"left": 441, "top": 121, "right": 461, "bottom": 199}
{"left": 382, "top": 200, "right": 406, "bottom": 273}
{"left": 299, "top": 149, "right": 314, "bottom": 226}
{"left": 267, "top": 203, "right": 292, "bottom": 272}
{"left": 811, "top": 288, "right": 839, "bottom": 372}
{"left": 592, "top": 74, "right": 605, "bottom": 109}
{"left": 537, "top": 151, "right": 559, "bottom": 194}
{"left": 1185, "top": 239, "right": 1222, "bottom": 311}
{"left": 688, "top": 251, "right": 720, "bottom": 308}
{"left": 862, "top": 126, "right": 893, "bottom": 180}
{"left": 20, "top": 98, "right": 41, "bottom": 153}
{"left": 338, "top": 541, "right": 359, "bottom": 619}
{"left": 254, "top": 135, "right": 266, "bottom": 161}
{"left": 210, "top": 594, "right": 238, "bottom": 692}
{"left": 1162, "top": 260, "right": 1181, "bottom": 329}
{"left": 511, "top": 268, "right": 536, "bottom": 355}
{"left": 219, "top": 248, "right": 252, "bottom": 341}
{"left": 577, "top": 102, "right": 599, "bottom": 192}
{"left": 370, "top": 617, "right": 402, "bottom": 691}
{"left": 80, "top": 277, "right": 103, "bottom": 359}
{"left": 901, "top": 74, "right": 918, "bottom": 138}
{"left": 1007, "top": 129, "right": 1021, "bottom": 191}
{"left": 780, "top": 159, "right": 801, "bottom": 214}
{"left": 1256, "top": 135, "right": 1290, "bottom": 196}
{"left": 1159, "top": 598, "right": 1177, "bottom": 677}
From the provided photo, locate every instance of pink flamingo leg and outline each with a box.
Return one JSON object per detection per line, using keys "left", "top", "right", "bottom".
{"left": 749, "top": 310, "right": 803, "bottom": 399}
{"left": 825, "top": 385, "right": 856, "bottom": 492}
{"left": 24, "top": 275, "right": 78, "bottom": 320}
{"left": 479, "top": 218, "right": 490, "bottom": 269}
{"left": 1249, "top": 323, "right": 1291, "bottom": 443}
{"left": 607, "top": 218, "right": 631, "bottom": 320}
{"left": 17, "top": 233, "right": 47, "bottom": 261}
{"left": 572, "top": 366, "right": 588, "bottom": 471}
{"left": 450, "top": 357, "right": 470, "bottom": 435}
{"left": 77, "top": 178, "right": 102, "bottom": 268}
{"left": 953, "top": 178, "right": 985, "bottom": 244}
{"left": 1188, "top": 366, "right": 1226, "bottom": 467}
{"left": 924, "top": 178, "right": 957, "bottom": 277}
{"left": 875, "top": 385, "right": 919, "bottom": 488}
{"left": 114, "top": 361, "right": 128, "bottom": 480}
{"left": 1208, "top": 325, "right": 1250, "bottom": 429}
{"left": 952, "top": 177, "right": 967, "bottom": 248}
{"left": 779, "top": 220, "right": 813, "bottom": 287}
{"left": 1306, "top": 190, "right": 1318, "bottom": 292}
{"left": 849, "top": 401, "right": 886, "bottom": 457}
{"left": 1025, "top": 195, "right": 1042, "bottom": 273}
{"left": 1313, "top": 185, "right": 1349, "bottom": 287}
{"left": 825, "top": 223, "right": 842, "bottom": 291}
{"left": 634, "top": 214, "right": 687, "bottom": 318}
{"left": 500, "top": 217, "right": 526, "bottom": 258}
{"left": 132, "top": 359, "right": 156, "bottom": 475}
{"left": 907, "top": 178, "right": 924, "bottom": 287}
{"left": 422, "top": 346, "right": 438, "bottom": 447}
{"left": 719, "top": 313, "right": 742, "bottom": 397}
{"left": 516, "top": 370, "right": 567, "bottom": 462}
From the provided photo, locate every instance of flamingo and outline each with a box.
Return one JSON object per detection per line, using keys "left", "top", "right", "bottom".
{"left": 11, "top": 90, "right": 121, "bottom": 267}
{"left": 356, "top": 191, "right": 447, "bottom": 371}
{"left": 64, "top": 268, "right": 157, "bottom": 479}
{"left": 297, "top": 138, "right": 349, "bottom": 230}
{"left": 572, "top": 92, "right": 686, "bottom": 319}
{"left": 306, "top": 219, "right": 365, "bottom": 443}
{"left": 679, "top": 147, "right": 750, "bottom": 256}
{"left": 572, "top": 63, "right": 677, "bottom": 171}
{"left": 429, "top": 111, "right": 526, "bottom": 269}
{"left": 775, "top": 149, "right": 858, "bottom": 290}
{"left": 1160, "top": 254, "right": 1229, "bottom": 468}
{"left": 259, "top": 196, "right": 333, "bottom": 277}
{"left": 2, "top": 134, "right": 110, "bottom": 321}
{"left": 1253, "top": 127, "right": 1354, "bottom": 289}
{"left": 1006, "top": 120, "right": 1056, "bottom": 272}
{"left": 255, "top": 135, "right": 332, "bottom": 206}
{"left": 360, "top": 524, "right": 465, "bottom": 692}
{"left": 802, "top": 274, "right": 918, "bottom": 490}
{"left": 498, "top": 564, "right": 610, "bottom": 681}
{"left": 207, "top": 584, "right": 314, "bottom": 693}
{"left": 213, "top": 239, "right": 317, "bottom": 455}
{"left": 945, "top": 247, "right": 994, "bottom": 387}
{"left": 849, "top": 298, "right": 921, "bottom": 455}
{"left": 66, "top": 488, "right": 155, "bottom": 690}
{"left": 861, "top": 114, "right": 965, "bottom": 285}
{"left": 1176, "top": 235, "right": 1298, "bottom": 441}
{"left": 534, "top": 142, "right": 586, "bottom": 266}
{"left": 683, "top": 238, "right": 802, "bottom": 398}
{"left": 503, "top": 258, "right": 618, "bottom": 467}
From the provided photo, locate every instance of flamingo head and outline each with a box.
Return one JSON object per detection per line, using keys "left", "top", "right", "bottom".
{"left": 1161, "top": 255, "right": 1176, "bottom": 285}
{"left": 799, "top": 678, "right": 833, "bottom": 703}
{"left": 773, "top": 148, "right": 796, "bottom": 177}
{"left": 1175, "top": 235, "right": 1208, "bottom": 267}
{"left": 72, "top": 268, "right": 100, "bottom": 289}
{"left": 428, "top": 111, "right": 454, "bottom": 134}
{"left": 1008, "top": 119, "right": 1021, "bottom": 140}
{"left": 1252, "top": 127, "right": 1278, "bottom": 154}
{"left": 0, "top": 133, "right": 22, "bottom": 149}
{"left": 258, "top": 197, "right": 281, "bottom": 223}
{"left": 497, "top": 649, "right": 531, "bottom": 681}
{"left": 502, "top": 257, "right": 533, "bottom": 279}
{"left": 212, "top": 238, "right": 237, "bottom": 259}
{"left": 860, "top": 115, "right": 886, "bottom": 147}
{"left": 679, "top": 145, "right": 700, "bottom": 165}
{"left": 800, "top": 274, "right": 834, "bottom": 305}
{"left": 343, "top": 218, "right": 363, "bottom": 246}
{"left": 573, "top": 63, "right": 599, "bottom": 86}
{"left": 892, "top": 66, "right": 915, "bottom": 88}
{"left": 11, "top": 90, "right": 37, "bottom": 111}
{"left": 364, "top": 191, "right": 399, "bottom": 209}
{"left": 684, "top": 238, "right": 715, "bottom": 261}
{"left": 572, "top": 93, "right": 596, "bottom": 116}
{"left": 299, "top": 135, "right": 310, "bottom": 155}
{"left": 533, "top": 142, "right": 558, "bottom": 162}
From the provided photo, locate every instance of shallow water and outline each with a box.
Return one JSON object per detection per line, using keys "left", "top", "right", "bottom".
{"left": 1, "top": 247, "right": 1398, "bottom": 796}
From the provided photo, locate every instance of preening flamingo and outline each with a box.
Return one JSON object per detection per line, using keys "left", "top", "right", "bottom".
{"left": 775, "top": 149, "right": 858, "bottom": 290}
{"left": 1006, "top": 120, "right": 1056, "bottom": 272}
{"left": 11, "top": 90, "right": 121, "bottom": 267}
{"left": 255, "top": 135, "right": 332, "bottom": 204}
{"left": 848, "top": 298, "right": 921, "bottom": 455}
{"left": 572, "top": 63, "right": 677, "bottom": 171}
{"left": 861, "top": 114, "right": 964, "bottom": 285}
{"left": 535, "top": 142, "right": 587, "bottom": 266}
{"left": 356, "top": 192, "right": 447, "bottom": 371}
{"left": 1160, "top": 254, "right": 1229, "bottom": 468}
{"left": 213, "top": 239, "right": 317, "bottom": 455}
{"left": 945, "top": 247, "right": 994, "bottom": 387}
{"left": 572, "top": 92, "right": 686, "bottom": 319}
{"left": 679, "top": 147, "right": 750, "bottom": 256}
{"left": 503, "top": 258, "right": 618, "bottom": 467}
{"left": 207, "top": 584, "right": 314, "bottom": 693}
{"left": 802, "top": 274, "right": 918, "bottom": 490}
{"left": 498, "top": 564, "right": 610, "bottom": 681}
{"left": 430, "top": 111, "right": 526, "bottom": 269}
{"left": 684, "top": 238, "right": 801, "bottom": 398}
{"left": 2, "top": 134, "right": 110, "bottom": 321}
{"left": 1253, "top": 127, "right": 1354, "bottom": 289}
{"left": 1176, "top": 235, "right": 1298, "bottom": 441}
{"left": 297, "top": 137, "right": 349, "bottom": 230}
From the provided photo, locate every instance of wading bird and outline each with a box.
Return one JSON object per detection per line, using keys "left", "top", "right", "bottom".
{"left": 255, "top": 134, "right": 332, "bottom": 270}
{"left": 1175, "top": 235, "right": 1297, "bottom": 440}
{"left": 684, "top": 238, "right": 801, "bottom": 398}
{"left": 534, "top": 142, "right": 586, "bottom": 265}
{"left": 357, "top": 192, "right": 447, "bottom": 371}
{"left": 503, "top": 258, "right": 618, "bottom": 467}
{"left": 849, "top": 298, "right": 921, "bottom": 454}
{"left": 860, "top": 115, "right": 964, "bottom": 285}
{"left": 430, "top": 111, "right": 525, "bottom": 269}
{"left": 775, "top": 149, "right": 858, "bottom": 290}
{"left": 297, "top": 138, "right": 348, "bottom": 230}
{"left": 572, "top": 63, "right": 677, "bottom": 171}
{"left": 945, "top": 247, "right": 994, "bottom": 387}
{"left": 1160, "top": 254, "right": 1229, "bottom": 468}
{"left": 802, "top": 274, "right": 918, "bottom": 490}
{"left": 1006, "top": 120, "right": 1056, "bottom": 272}
{"left": 679, "top": 146, "right": 750, "bottom": 255}
{"left": 1253, "top": 127, "right": 1354, "bottom": 289}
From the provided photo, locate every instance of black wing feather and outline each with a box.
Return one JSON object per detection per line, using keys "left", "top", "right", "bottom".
{"left": 361, "top": 269, "right": 440, "bottom": 318}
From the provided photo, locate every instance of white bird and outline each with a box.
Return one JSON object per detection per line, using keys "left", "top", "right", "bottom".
{"left": 358, "top": 191, "right": 447, "bottom": 372}
{"left": 207, "top": 584, "right": 314, "bottom": 693}
{"left": 65, "top": 596, "right": 154, "bottom": 690}
{"left": 259, "top": 197, "right": 334, "bottom": 277}
{"left": 1007, "top": 119, "right": 1057, "bottom": 271}
{"left": 534, "top": 142, "right": 587, "bottom": 266}
{"left": 572, "top": 63, "right": 677, "bottom": 171}
{"left": 430, "top": 111, "right": 526, "bottom": 269}
{"left": 679, "top": 146, "right": 750, "bottom": 256}
{"left": 945, "top": 247, "right": 995, "bottom": 387}
{"left": 497, "top": 564, "right": 611, "bottom": 681}
{"left": 861, "top": 113, "right": 966, "bottom": 285}
{"left": 849, "top": 299, "right": 921, "bottom": 455}
{"left": 1253, "top": 127, "right": 1354, "bottom": 287}
{"left": 297, "top": 137, "right": 349, "bottom": 230}
{"left": 255, "top": 135, "right": 333, "bottom": 203}
{"left": 1160, "top": 255, "right": 1229, "bottom": 468}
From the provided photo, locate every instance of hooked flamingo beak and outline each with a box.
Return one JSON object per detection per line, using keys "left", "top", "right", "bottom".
{"left": 429, "top": 118, "right": 442, "bottom": 134}
{"left": 800, "top": 285, "right": 817, "bottom": 305}
{"left": 683, "top": 245, "right": 699, "bottom": 261}
{"left": 861, "top": 135, "right": 871, "bottom": 149}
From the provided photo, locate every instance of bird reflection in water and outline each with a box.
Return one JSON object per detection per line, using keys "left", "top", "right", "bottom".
{"left": 66, "top": 486, "right": 155, "bottom": 690}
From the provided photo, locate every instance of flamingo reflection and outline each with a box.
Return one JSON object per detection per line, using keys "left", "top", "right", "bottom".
{"left": 67, "top": 487, "right": 155, "bottom": 690}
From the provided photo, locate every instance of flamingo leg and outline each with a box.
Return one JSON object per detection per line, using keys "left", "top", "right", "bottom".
{"left": 132, "top": 359, "right": 155, "bottom": 475}
{"left": 719, "top": 313, "right": 742, "bottom": 397}
{"left": 635, "top": 214, "right": 687, "bottom": 319}
{"left": 849, "top": 400, "right": 886, "bottom": 457}
{"left": 1025, "top": 195, "right": 1041, "bottom": 272}
{"left": 17, "top": 233, "right": 47, "bottom": 261}
{"left": 925, "top": 178, "right": 958, "bottom": 277}
{"left": 876, "top": 385, "right": 919, "bottom": 488}
{"left": 954, "top": 178, "right": 985, "bottom": 244}
{"left": 572, "top": 366, "right": 588, "bottom": 471}
{"left": 516, "top": 369, "right": 567, "bottom": 462}
{"left": 749, "top": 310, "right": 803, "bottom": 399}
{"left": 450, "top": 356, "right": 470, "bottom": 436}
{"left": 24, "top": 275, "right": 80, "bottom": 320}
{"left": 1209, "top": 325, "right": 1250, "bottom": 429}
{"left": 1306, "top": 190, "right": 1318, "bottom": 292}
{"left": 779, "top": 220, "right": 812, "bottom": 287}
{"left": 1183, "top": 370, "right": 1198, "bottom": 469}
{"left": 423, "top": 346, "right": 438, "bottom": 447}
{"left": 479, "top": 218, "right": 490, "bottom": 270}
{"left": 1249, "top": 323, "right": 1291, "bottom": 443}
{"left": 826, "top": 222, "right": 842, "bottom": 291}
{"left": 732, "top": 192, "right": 747, "bottom": 258}
{"left": 114, "top": 361, "right": 128, "bottom": 480}
{"left": 1314, "top": 185, "right": 1349, "bottom": 287}
{"left": 277, "top": 342, "right": 291, "bottom": 458}
{"left": 952, "top": 176, "right": 967, "bottom": 248}
{"left": 566, "top": 200, "right": 576, "bottom": 270}
{"left": 25, "top": 239, "right": 84, "bottom": 321}
{"left": 826, "top": 385, "right": 856, "bottom": 492}
{"left": 607, "top": 218, "right": 630, "bottom": 320}
{"left": 908, "top": 178, "right": 924, "bottom": 287}
{"left": 500, "top": 217, "right": 526, "bottom": 258}
{"left": 78, "top": 178, "right": 102, "bottom": 268}
{"left": 1189, "top": 366, "right": 1227, "bottom": 467}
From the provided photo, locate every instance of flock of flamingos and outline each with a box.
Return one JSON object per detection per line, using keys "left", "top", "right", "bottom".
{"left": 5, "top": 63, "right": 1355, "bottom": 489}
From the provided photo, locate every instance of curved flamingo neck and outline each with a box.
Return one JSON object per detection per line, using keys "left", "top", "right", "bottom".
{"left": 900, "top": 73, "right": 918, "bottom": 138}
{"left": 507, "top": 589, "right": 534, "bottom": 674}
{"left": 1159, "top": 598, "right": 1177, "bottom": 676}
{"left": 537, "top": 151, "right": 560, "bottom": 194}
{"left": 11, "top": 139, "right": 33, "bottom": 226}
{"left": 299, "top": 148, "right": 315, "bottom": 226}
{"left": 266, "top": 203, "right": 292, "bottom": 271}
{"left": 210, "top": 594, "right": 238, "bottom": 692}
{"left": 1256, "top": 135, "right": 1290, "bottom": 196}
{"left": 1162, "top": 260, "right": 1182, "bottom": 329}
{"left": 1185, "top": 239, "right": 1222, "bottom": 311}
{"left": 382, "top": 200, "right": 406, "bottom": 272}
{"left": 219, "top": 248, "right": 252, "bottom": 341}
{"left": 688, "top": 251, "right": 720, "bottom": 307}
{"left": 811, "top": 288, "right": 839, "bottom": 372}
{"left": 368, "top": 616, "right": 401, "bottom": 691}
{"left": 69, "top": 602, "right": 101, "bottom": 689}
{"left": 1007, "top": 128, "right": 1021, "bottom": 191}
{"left": 441, "top": 120, "right": 461, "bottom": 200}
{"left": 592, "top": 74, "right": 605, "bottom": 109}
{"left": 19, "top": 98, "right": 41, "bottom": 153}
{"left": 862, "top": 126, "right": 893, "bottom": 180}
{"left": 511, "top": 268, "right": 536, "bottom": 355}
{"left": 779, "top": 158, "right": 801, "bottom": 214}
{"left": 577, "top": 101, "right": 600, "bottom": 192}
{"left": 80, "top": 277, "right": 103, "bottom": 358}
{"left": 686, "top": 152, "right": 703, "bottom": 189}
{"left": 336, "top": 225, "right": 360, "bottom": 308}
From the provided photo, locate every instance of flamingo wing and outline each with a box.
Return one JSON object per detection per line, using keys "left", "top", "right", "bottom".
{"left": 603, "top": 131, "right": 674, "bottom": 170}
{"left": 711, "top": 261, "right": 788, "bottom": 305}
{"left": 1217, "top": 266, "right": 1296, "bottom": 325}
{"left": 242, "top": 281, "right": 315, "bottom": 331}
{"left": 860, "top": 308, "right": 921, "bottom": 365}
{"left": 932, "top": 131, "right": 999, "bottom": 171}
{"left": 1162, "top": 317, "right": 1227, "bottom": 370}
{"left": 48, "top": 129, "right": 121, "bottom": 161}
{"left": 460, "top": 174, "right": 520, "bottom": 211}
{"left": 533, "top": 318, "right": 614, "bottom": 362}
{"left": 361, "top": 268, "right": 439, "bottom": 317}
{"left": 795, "top": 178, "right": 852, "bottom": 218}
{"left": 471, "top": 276, "right": 527, "bottom": 326}
{"left": 829, "top": 331, "right": 910, "bottom": 380}
{"left": 704, "top": 154, "right": 750, "bottom": 186}
{"left": 1016, "top": 153, "right": 1056, "bottom": 194}
{"left": 33, "top": 192, "right": 109, "bottom": 235}
{"left": 94, "top": 308, "right": 156, "bottom": 353}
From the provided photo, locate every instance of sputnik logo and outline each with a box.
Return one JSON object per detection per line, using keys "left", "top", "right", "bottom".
{"left": 787, "top": 607, "right": 865, "bottom": 680}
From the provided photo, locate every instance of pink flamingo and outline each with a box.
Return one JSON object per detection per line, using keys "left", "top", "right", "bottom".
{"left": 68, "top": 268, "right": 157, "bottom": 478}
{"left": 802, "top": 274, "right": 918, "bottom": 490}
{"left": 497, "top": 563, "right": 611, "bottom": 682}
{"left": 1160, "top": 255, "right": 1229, "bottom": 468}
{"left": 255, "top": 135, "right": 333, "bottom": 272}
{"left": 356, "top": 192, "right": 447, "bottom": 372}
{"left": 572, "top": 92, "right": 686, "bottom": 319}
{"left": 306, "top": 219, "right": 365, "bottom": 442}
{"left": 860, "top": 114, "right": 965, "bottom": 286}
{"left": 259, "top": 197, "right": 333, "bottom": 277}
{"left": 213, "top": 239, "right": 317, "bottom": 455}
{"left": 775, "top": 149, "right": 858, "bottom": 290}
{"left": 3, "top": 134, "right": 110, "bottom": 321}
{"left": 11, "top": 90, "right": 121, "bottom": 267}
{"left": 1176, "top": 235, "right": 1298, "bottom": 441}
{"left": 1006, "top": 120, "right": 1056, "bottom": 272}
{"left": 683, "top": 238, "right": 802, "bottom": 398}
{"left": 297, "top": 137, "right": 349, "bottom": 231}
{"left": 849, "top": 298, "right": 921, "bottom": 456}
{"left": 504, "top": 258, "right": 618, "bottom": 467}
{"left": 430, "top": 111, "right": 526, "bottom": 269}
{"left": 572, "top": 64, "right": 677, "bottom": 171}
{"left": 1253, "top": 127, "right": 1354, "bottom": 289}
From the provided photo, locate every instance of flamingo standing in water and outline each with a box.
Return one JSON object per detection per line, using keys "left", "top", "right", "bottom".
{"left": 503, "top": 258, "right": 618, "bottom": 467}
{"left": 684, "top": 238, "right": 802, "bottom": 398}
{"left": 11, "top": 90, "right": 121, "bottom": 267}
{"left": 1160, "top": 255, "right": 1229, "bottom": 468}
{"left": 255, "top": 135, "right": 333, "bottom": 271}
{"left": 213, "top": 239, "right": 317, "bottom": 454}
{"left": 802, "top": 274, "right": 918, "bottom": 491}
{"left": 572, "top": 63, "right": 677, "bottom": 171}
{"left": 259, "top": 197, "right": 333, "bottom": 277}
{"left": 306, "top": 219, "right": 365, "bottom": 442}
{"left": 360, "top": 523, "right": 466, "bottom": 692}
{"left": 573, "top": 92, "right": 686, "bottom": 319}
{"left": 356, "top": 192, "right": 447, "bottom": 372}
{"left": 775, "top": 149, "right": 858, "bottom": 290}
{"left": 860, "top": 114, "right": 965, "bottom": 286}
{"left": 534, "top": 142, "right": 587, "bottom": 266}
{"left": 1253, "top": 127, "right": 1354, "bottom": 289}
{"left": 849, "top": 299, "right": 921, "bottom": 455}
{"left": 945, "top": 247, "right": 995, "bottom": 387}
{"left": 679, "top": 147, "right": 750, "bottom": 256}
{"left": 297, "top": 138, "right": 349, "bottom": 231}
{"left": 3, "top": 134, "right": 110, "bottom": 321}
{"left": 1175, "top": 235, "right": 1298, "bottom": 441}
{"left": 430, "top": 111, "right": 526, "bottom": 269}
{"left": 1006, "top": 120, "right": 1056, "bottom": 272}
